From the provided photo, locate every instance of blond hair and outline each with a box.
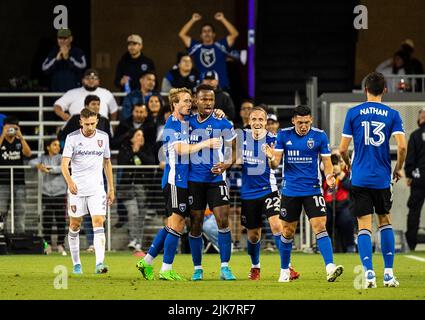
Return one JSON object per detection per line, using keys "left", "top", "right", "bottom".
{"left": 168, "top": 87, "right": 192, "bottom": 108}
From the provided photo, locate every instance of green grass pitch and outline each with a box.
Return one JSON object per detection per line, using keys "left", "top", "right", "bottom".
{"left": 1, "top": 251, "right": 425, "bottom": 300}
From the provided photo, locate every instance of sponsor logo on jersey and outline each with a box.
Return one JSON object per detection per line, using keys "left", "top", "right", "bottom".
{"left": 200, "top": 48, "right": 216, "bottom": 68}
{"left": 307, "top": 138, "right": 315, "bottom": 149}
{"left": 97, "top": 140, "right": 103, "bottom": 148}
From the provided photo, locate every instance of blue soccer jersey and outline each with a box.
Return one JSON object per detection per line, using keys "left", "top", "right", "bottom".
{"left": 240, "top": 130, "right": 278, "bottom": 200}
{"left": 161, "top": 115, "right": 190, "bottom": 189}
{"left": 275, "top": 127, "right": 331, "bottom": 197}
{"left": 342, "top": 101, "right": 405, "bottom": 189}
{"left": 188, "top": 113, "right": 237, "bottom": 183}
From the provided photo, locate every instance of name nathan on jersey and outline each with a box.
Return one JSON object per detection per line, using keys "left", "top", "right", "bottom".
{"left": 359, "top": 107, "right": 388, "bottom": 117}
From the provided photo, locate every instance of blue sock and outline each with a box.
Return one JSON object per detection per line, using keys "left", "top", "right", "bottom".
{"left": 280, "top": 235, "right": 293, "bottom": 269}
{"left": 357, "top": 229, "right": 373, "bottom": 271}
{"left": 316, "top": 231, "right": 334, "bottom": 266}
{"left": 273, "top": 233, "right": 281, "bottom": 249}
{"left": 163, "top": 229, "right": 180, "bottom": 265}
{"left": 189, "top": 233, "right": 203, "bottom": 267}
{"left": 218, "top": 228, "right": 232, "bottom": 263}
{"left": 380, "top": 225, "right": 395, "bottom": 269}
{"left": 247, "top": 239, "right": 261, "bottom": 266}
{"left": 147, "top": 227, "right": 168, "bottom": 258}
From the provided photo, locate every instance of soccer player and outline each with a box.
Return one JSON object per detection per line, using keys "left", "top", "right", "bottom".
{"left": 339, "top": 72, "right": 407, "bottom": 288}
{"left": 239, "top": 106, "right": 299, "bottom": 281}
{"left": 187, "top": 84, "right": 237, "bottom": 281}
{"left": 136, "top": 87, "right": 220, "bottom": 281}
{"left": 61, "top": 108, "right": 114, "bottom": 274}
{"left": 267, "top": 105, "right": 344, "bottom": 282}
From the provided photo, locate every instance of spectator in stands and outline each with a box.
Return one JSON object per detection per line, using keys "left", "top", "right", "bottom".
{"left": 161, "top": 52, "right": 200, "bottom": 93}
{"left": 266, "top": 113, "right": 280, "bottom": 135}
{"left": 112, "top": 103, "right": 155, "bottom": 154}
{"left": 401, "top": 39, "right": 424, "bottom": 76}
{"left": 200, "top": 70, "right": 235, "bottom": 120}
{"left": 58, "top": 94, "right": 112, "bottom": 146}
{"left": 29, "top": 139, "right": 67, "bottom": 255}
{"left": 42, "top": 28, "right": 87, "bottom": 92}
{"left": 117, "top": 128, "right": 155, "bottom": 253}
{"left": 54, "top": 69, "right": 118, "bottom": 121}
{"left": 376, "top": 50, "right": 410, "bottom": 92}
{"left": 234, "top": 99, "right": 254, "bottom": 130}
{"left": 405, "top": 108, "right": 425, "bottom": 251}
{"left": 120, "top": 71, "right": 158, "bottom": 121}
{"left": 323, "top": 153, "right": 356, "bottom": 253}
{"left": 115, "top": 34, "right": 156, "bottom": 92}
{"left": 179, "top": 12, "right": 239, "bottom": 90}
{"left": 0, "top": 116, "right": 32, "bottom": 234}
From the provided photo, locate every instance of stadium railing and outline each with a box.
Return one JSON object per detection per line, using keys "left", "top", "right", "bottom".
{"left": 361, "top": 74, "right": 425, "bottom": 93}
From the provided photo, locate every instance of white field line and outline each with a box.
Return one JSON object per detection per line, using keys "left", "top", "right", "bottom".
{"left": 405, "top": 255, "right": 425, "bottom": 263}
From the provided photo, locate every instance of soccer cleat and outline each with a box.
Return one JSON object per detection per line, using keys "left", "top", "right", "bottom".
{"left": 220, "top": 266, "right": 236, "bottom": 281}
{"left": 191, "top": 269, "right": 203, "bottom": 281}
{"left": 95, "top": 263, "right": 108, "bottom": 274}
{"left": 278, "top": 269, "right": 290, "bottom": 282}
{"left": 364, "top": 270, "right": 377, "bottom": 289}
{"left": 383, "top": 274, "right": 399, "bottom": 287}
{"left": 326, "top": 264, "right": 344, "bottom": 282}
{"left": 159, "top": 270, "right": 185, "bottom": 281}
{"left": 136, "top": 259, "right": 154, "bottom": 280}
{"left": 249, "top": 267, "right": 260, "bottom": 280}
{"left": 289, "top": 266, "right": 300, "bottom": 280}
{"left": 73, "top": 264, "right": 83, "bottom": 274}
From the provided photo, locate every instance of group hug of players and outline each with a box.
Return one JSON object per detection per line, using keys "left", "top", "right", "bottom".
{"left": 135, "top": 72, "right": 406, "bottom": 288}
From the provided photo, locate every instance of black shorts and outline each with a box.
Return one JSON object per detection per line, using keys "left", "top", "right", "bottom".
{"left": 280, "top": 194, "right": 327, "bottom": 222}
{"left": 163, "top": 183, "right": 190, "bottom": 218}
{"left": 188, "top": 181, "right": 230, "bottom": 211}
{"left": 349, "top": 185, "right": 393, "bottom": 217}
{"left": 241, "top": 191, "right": 281, "bottom": 229}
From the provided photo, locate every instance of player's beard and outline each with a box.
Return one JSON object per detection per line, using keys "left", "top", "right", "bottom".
{"left": 84, "top": 84, "right": 98, "bottom": 92}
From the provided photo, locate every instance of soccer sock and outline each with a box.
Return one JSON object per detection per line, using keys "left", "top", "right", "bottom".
{"left": 68, "top": 228, "right": 81, "bottom": 266}
{"left": 218, "top": 227, "right": 232, "bottom": 265}
{"left": 146, "top": 227, "right": 168, "bottom": 263}
{"left": 189, "top": 233, "right": 203, "bottom": 268}
{"left": 273, "top": 233, "right": 281, "bottom": 249}
{"left": 247, "top": 239, "right": 261, "bottom": 267}
{"left": 280, "top": 235, "right": 293, "bottom": 269}
{"left": 162, "top": 228, "right": 181, "bottom": 267}
{"left": 93, "top": 227, "right": 105, "bottom": 265}
{"left": 357, "top": 229, "right": 374, "bottom": 271}
{"left": 316, "top": 231, "right": 334, "bottom": 266}
{"left": 379, "top": 224, "right": 395, "bottom": 270}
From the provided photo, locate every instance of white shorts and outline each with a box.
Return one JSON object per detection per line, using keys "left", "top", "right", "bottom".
{"left": 67, "top": 191, "right": 107, "bottom": 218}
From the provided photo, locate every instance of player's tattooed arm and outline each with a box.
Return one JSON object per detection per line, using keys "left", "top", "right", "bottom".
{"left": 103, "top": 158, "right": 115, "bottom": 205}
{"left": 61, "top": 157, "right": 77, "bottom": 195}
{"left": 265, "top": 145, "right": 282, "bottom": 169}
{"left": 212, "top": 138, "right": 236, "bottom": 174}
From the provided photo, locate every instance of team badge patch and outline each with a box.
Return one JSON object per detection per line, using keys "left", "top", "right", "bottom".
{"left": 97, "top": 140, "right": 103, "bottom": 147}
{"left": 307, "top": 138, "right": 314, "bottom": 149}
{"left": 71, "top": 205, "right": 77, "bottom": 213}
{"left": 200, "top": 48, "right": 216, "bottom": 68}
{"left": 205, "top": 125, "right": 213, "bottom": 136}
{"left": 280, "top": 208, "right": 287, "bottom": 218}
{"left": 188, "top": 196, "right": 193, "bottom": 205}
{"left": 179, "top": 203, "right": 187, "bottom": 212}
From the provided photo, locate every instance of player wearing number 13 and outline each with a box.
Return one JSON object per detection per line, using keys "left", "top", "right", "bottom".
{"left": 339, "top": 72, "right": 407, "bottom": 288}
{"left": 267, "top": 105, "right": 344, "bottom": 282}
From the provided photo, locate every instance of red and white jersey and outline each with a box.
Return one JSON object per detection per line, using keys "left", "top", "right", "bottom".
{"left": 63, "top": 129, "right": 110, "bottom": 196}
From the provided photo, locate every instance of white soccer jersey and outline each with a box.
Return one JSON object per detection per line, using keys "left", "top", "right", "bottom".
{"left": 54, "top": 87, "right": 118, "bottom": 118}
{"left": 63, "top": 129, "right": 110, "bottom": 196}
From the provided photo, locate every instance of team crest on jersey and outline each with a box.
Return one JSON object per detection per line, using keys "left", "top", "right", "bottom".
{"left": 188, "top": 196, "right": 193, "bottom": 205}
{"left": 205, "top": 125, "right": 213, "bottom": 136}
{"left": 71, "top": 205, "right": 77, "bottom": 213}
{"left": 280, "top": 208, "right": 287, "bottom": 218}
{"left": 174, "top": 132, "right": 181, "bottom": 140}
{"left": 179, "top": 203, "right": 187, "bottom": 212}
{"left": 307, "top": 138, "right": 315, "bottom": 149}
{"left": 200, "top": 48, "right": 216, "bottom": 67}
{"left": 97, "top": 140, "right": 103, "bottom": 147}
{"left": 141, "top": 64, "right": 148, "bottom": 71}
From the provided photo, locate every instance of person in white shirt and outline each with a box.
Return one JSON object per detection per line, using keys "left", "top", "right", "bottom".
{"left": 54, "top": 69, "right": 118, "bottom": 121}
{"left": 61, "top": 108, "right": 115, "bottom": 274}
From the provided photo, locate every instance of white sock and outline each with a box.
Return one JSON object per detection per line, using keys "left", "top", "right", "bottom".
{"left": 384, "top": 268, "right": 394, "bottom": 277}
{"left": 161, "top": 263, "right": 172, "bottom": 272}
{"left": 144, "top": 253, "right": 154, "bottom": 265}
{"left": 194, "top": 266, "right": 203, "bottom": 270}
{"left": 68, "top": 228, "right": 81, "bottom": 266}
{"left": 221, "top": 262, "right": 229, "bottom": 268}
{"left": 93, "top": 227, "right": 105, "bottom": 265}
{"left": 252, "top": 263, "right": 260, "bottom": 268}
{"left": 326, "top": 263, "right": 336, "bottom": 274}
{"left": 281, "top": 268, "right": 289, "bottom": 274}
